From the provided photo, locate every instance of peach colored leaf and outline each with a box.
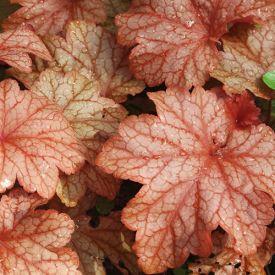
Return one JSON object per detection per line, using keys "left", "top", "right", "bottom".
{"left": 212, "top": 22, "right": 275, "bottom": 99}
{"left": 0, "top": 189, "right": 80, "bottom": 274}
{"left": 102, "top": 0, "right": 131, "bottom": 33}
{"left": 32, "top": 69, "right": 123, "bottom": 140}
{"left": 50, "top": 196, "right": 138, "bottom": 274}
{"left": 0, "top": 24, "right": 51, "bottom": 72}
{"left": 56, "top": 134, "right": 121, "bottom": 206}
{"left": 6, "top": 56, "right": 48, "bottom": 89}
{"left": 44, "top": 21, "right": 145, "bottom": 103}
{"left": 71, "top": 212, "right": 138, "bottom": 275}
{"left": 115, "top": 0, "right": 275, "bottom": 89}
{"left": 189, "top": 229, "right": 275, "bottom": 275}
{"left": 96, "top": 87, "right": 275, "bottom": 273}
{"left": 0, "top": 79, "right": 85, "bottom": 198}
{"left": 32, "top": 70, "right": 126, "bottom": 202}
{"left": 3, "top": 0, "right": 106, "bottom": 36}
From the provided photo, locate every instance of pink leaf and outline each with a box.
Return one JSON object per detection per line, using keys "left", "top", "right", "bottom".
{"left": 0, "top": 24, "right": 52, "bottom": 72}
{"left": 3, "top": 0, "right": 106, "bottom": 35}
{"left": 0, "top": 189, "right": 80, "bottom": 274}
{"left": 115, "top": 0, "right": 275, "bottom": 88}
{"left": 0, "top": 79, "right": 86, "bottom": 199}
{"left": 44, "top": 21, "right": 145, "bottom": 103}
{"left": 96, "top": 87, "right": 275, "bottom": 273}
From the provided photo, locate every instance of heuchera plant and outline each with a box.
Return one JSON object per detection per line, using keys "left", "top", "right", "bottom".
{"left": 0, "top": 0, "right": 274, "bottom": 274}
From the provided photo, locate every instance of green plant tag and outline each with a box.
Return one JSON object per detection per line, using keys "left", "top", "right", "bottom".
{"left": 262, "top": 71, "right": 275, "bottom": 90}
{"left": 96, "top": 196, "right": 115, "bottom": 215}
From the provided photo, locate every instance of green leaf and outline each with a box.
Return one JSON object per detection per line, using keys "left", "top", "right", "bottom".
{"left": 172, "top": 264, "right": 189, "bottom": 275}
{"left": 96, "top": 196, "right": 115, "bottom": 215}
{"left": 262, "top": 71, "right": 275, "bottom": 90}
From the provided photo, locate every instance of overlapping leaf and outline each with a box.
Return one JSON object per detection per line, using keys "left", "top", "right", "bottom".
{"left": 103, "top": 0, "right": 131, "bottom": 33}
{"left": 96, "top": 87, "right": 275, "bottom": 273}
{"left": 0, "top": 189, "right": 80, "bottom": 274}
{"left": 115, "top": 0, "right": 275, "bottom": 89}
{"left": 6, "top": 56, "right": 48, "bottom": 89}
{"left": 0, "top": 24, "right": 51, "bottom": 72}
{"left": 0, "top": 79, "right": 85, "bottom": 198}
{"left": 3, "top": 0, "right": 106, "bottom": 35}
{"left": 212, "top": 21, "right": 275, "bottom": 99}
{"left": 32, "top": 69, "right": 126, "bottom": 204}
{"left": 56, "top": 134, "right": 121, "bottom": 207}
{"left": 189, "top": 229, "right": 275, "bottom": 275}
{"left": 51, "top": 195, "right": 139, "bottom": 275}
{"left": 44, "top": 21, "right": 145, "bottom": 103}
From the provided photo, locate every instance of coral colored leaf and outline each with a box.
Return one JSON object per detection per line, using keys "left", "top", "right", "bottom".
{"left": 32, "top": 70, "right": 126, "bottom": 202}
{"left": 45, "top": 21, "right": 145, "bottom": 103}
{"left": 0, "top": 24, "right": 51, "bottom": 72}
{"left": 96, "top": 87, "right": 275, "bottom": 273}
{"left": 115, "top": 0, "right": 275, "bottom": 89}
{"left": 189, "top": 229, "right": 275, "bottom": 275}
{"left": 102, "top": 0, "right": 131, "bottom": 33}
{"left": 3, "top": 0, "right": 106, "bottom": 36}
{"left": 212, "top": 22, "right": 275, "bottom": 99}
{"left": 0, "top": 79, "right": 85, "bottom": 198}
{"left": 224, "top": 91, "right": 261, "bottom": 128}
{"left": 0, "top": 189, "right": 80, "bottom": 274}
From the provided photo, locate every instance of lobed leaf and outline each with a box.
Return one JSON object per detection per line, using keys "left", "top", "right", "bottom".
{"left": 115, "top": 0, "right": 275, "bottom": 89}
{"left": 212, "top": 21, "right": 275, "bottom": 99}
{"left": 0, "top": 24, "right": 51, "bottom": 72}
{"left": 44, "top": 21, "right": 145, "bottom": 103}
{"left": 0, "top": 189, "right": 80, "bottom": 274}
{"left": 96, "top": 87, "right": 275, "bottom": 273}
{"left": 3, "top": 0, "right": 106, "bottom": 35}
{"left": 0, "top": 79, "right": 86, "bottom": 198}
{"left": 32, "top": 69, "right": 126, "bottom": 203}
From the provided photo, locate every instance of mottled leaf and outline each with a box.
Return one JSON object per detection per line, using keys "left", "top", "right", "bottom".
{"left": 97, "top": 87, "right": 275, "bottom": 273}
{"left": 0, "top": 79, "right": 85, "bottom": 198}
